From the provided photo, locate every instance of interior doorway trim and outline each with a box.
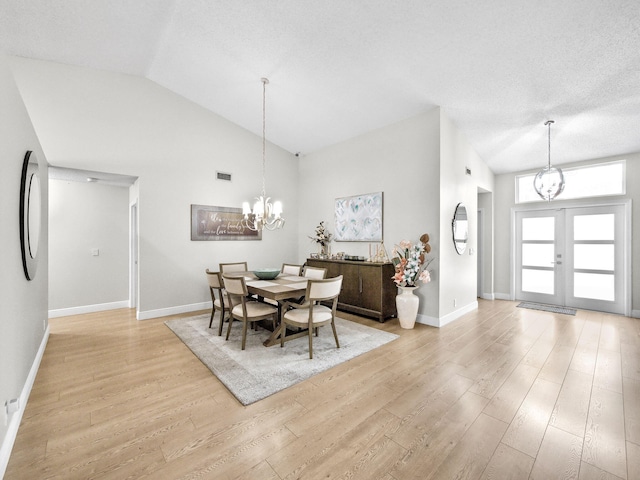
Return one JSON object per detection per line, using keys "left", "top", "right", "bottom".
{"left": 130, "top": 200, "right": 139, "bottom": 312}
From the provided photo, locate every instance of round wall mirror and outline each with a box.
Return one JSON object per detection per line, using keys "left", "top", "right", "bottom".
{"left": 20, "top": 150, "right": 41, "bottom": 280}
{"left": 452, "top": 202, "right": 468, "bottom": 255}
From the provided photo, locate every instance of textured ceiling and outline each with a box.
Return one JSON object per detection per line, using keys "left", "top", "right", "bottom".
{"left": 1, "top": 0, "right": 639, "bottom": 174}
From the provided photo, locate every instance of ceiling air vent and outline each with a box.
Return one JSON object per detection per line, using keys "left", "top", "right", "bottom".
{"left": 216, "top": 171, "right": 232, "bottom": 181}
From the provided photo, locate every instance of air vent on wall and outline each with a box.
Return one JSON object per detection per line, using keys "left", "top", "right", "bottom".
{"left": 216, "top": 171, "right": 232, "bottom": 181}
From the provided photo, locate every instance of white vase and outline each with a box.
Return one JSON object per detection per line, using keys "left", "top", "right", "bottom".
{"left": 396, "top": 286, "right": 419, "bottom": 329}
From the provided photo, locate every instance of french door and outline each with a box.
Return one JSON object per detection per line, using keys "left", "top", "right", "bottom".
{"left": 515, "top": 204, "right": 627, "bottom": 315}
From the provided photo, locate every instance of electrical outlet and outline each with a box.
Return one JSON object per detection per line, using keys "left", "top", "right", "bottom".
{"left": 454, "top": 299, "right": 457, "bottom": 307}
{"left": 7, "top": 398, "right": 19, "bottom": 415}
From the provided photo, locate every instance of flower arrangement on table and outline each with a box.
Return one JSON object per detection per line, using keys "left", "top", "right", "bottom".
{"left": 391, "top": 233, "right": 433, "bottom": 287}
{"left": 309, "top": 221, "right": 333, "bottom": 254}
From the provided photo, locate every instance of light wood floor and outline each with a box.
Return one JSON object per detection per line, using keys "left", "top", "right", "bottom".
{"left": 6, "top": 300, "right": 640, "bottom": 479}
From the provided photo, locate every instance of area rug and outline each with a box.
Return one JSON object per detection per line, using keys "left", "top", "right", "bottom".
{"left": 165, "top": 313, "right": 398, "bottom": 405}
{"left": 517, "top": 302, "right": 576, "bottom": 315}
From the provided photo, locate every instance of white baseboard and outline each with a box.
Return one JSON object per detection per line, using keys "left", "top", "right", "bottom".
{"left": 137, "top": 302, "right": 210, "bottom": 321}
{"left": 491, "top": 296, "right": 638, "bottom": 318}
{"left": 415, "top": 314, "right": 439, "bottom": 327}
{"left": 494, "top": 292, "right": 511, "bottom": 301}
{"left": 415, "top": 301, "right": 479, "bottom": 328}
{"left": 0, "top": 325, "right": 49, "bottom": 479}
{"left": 48, "top": 300, "right": 129, "bottom": 318}
{"left": 438, "top": 301, "right": 478, "bottom": 327}
{"left": 480, "top": 293, "right": 495, "bottom": 300}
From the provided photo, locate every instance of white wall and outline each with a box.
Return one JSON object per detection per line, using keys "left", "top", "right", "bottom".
{"left": 48, "top": 179, "right": 130, "bottom": 313}
{"left": 0, "top": 53, "right": 49, "bottom": 478}
{"left": 10, "top": 56, "right": 500, "bottom": 326}
{"left": 299, "top": 109, "right": 442, "bottom": 320}
{"left": 494, "top": 152, "right": 640, "bottom": 317}
{"left": 438, "top": 111, "right": 495, "bottom": 323}
{"left": 493, "top": 173, "right": 514, "bottom": 300}
{"left": 478, "top": 191, "right": 494, "bottom": 299}
{"left": 10, "top": 57, "right": 300, "bottom": 320}
{"left": 298, "top": 109, "right": 496, "bottom": 326}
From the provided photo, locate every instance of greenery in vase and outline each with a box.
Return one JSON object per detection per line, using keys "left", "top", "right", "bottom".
{"left": 391, "top": 233, "right": 433, "bottom": 287}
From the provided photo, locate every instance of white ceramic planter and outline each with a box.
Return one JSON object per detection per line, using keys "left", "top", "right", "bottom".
{"left": 396, "top": 286, "right": 419, "bottom": 329}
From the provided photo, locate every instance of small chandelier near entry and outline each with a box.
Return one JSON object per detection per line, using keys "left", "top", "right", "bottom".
{"left": 533, "top": 120, "right": 565, "bottom": 201}
{"left": 241, "top": 77, "right": 285, "bottom": 232}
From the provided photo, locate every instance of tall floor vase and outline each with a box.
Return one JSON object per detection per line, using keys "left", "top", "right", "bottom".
{"left": 396, "top": 286, "right": 419, "bottom": 329}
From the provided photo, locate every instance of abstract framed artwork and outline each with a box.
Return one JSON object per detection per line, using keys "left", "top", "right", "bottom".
{"left": 191, "top": 204, "right": 261, "bottom": 241}
{"left": 334, "top": 191, "right": 383, "bottom": 242}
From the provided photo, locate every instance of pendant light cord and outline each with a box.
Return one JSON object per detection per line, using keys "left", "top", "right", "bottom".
{"left": 261, "top": 77, "right": 268, "bottom": 198}
{"left": 545, "top": 119, "right": 554, "bottom": 168}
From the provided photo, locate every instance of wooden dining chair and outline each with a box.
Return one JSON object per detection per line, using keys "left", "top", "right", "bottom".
{"left": 223, "top": 274, "right": 278, "bottom": 350}
{"left": 219, "top": 262, "right": 248, "bottom": 274}
{"left": 281, "top": 263, "right": 303, "bottom": 276}
{"left": 220, "top": 262, "right": 253, "bottom": 298}
{"left": 253, "top": 263, "right": 304, "bottom": 308}
{"left": 205, "top": 269, "right": 229, "bottom": 335}
{"left": 302, "top": 265, "right": 327, "bottom": 279}
{"left": 279, "top": 275, "right": 343, "bottom": 359}
{"left": 282, "top": 265, "right": 327, "bottom": 306}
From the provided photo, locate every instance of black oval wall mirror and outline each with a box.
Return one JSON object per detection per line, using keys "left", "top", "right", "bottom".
{"left": 20, "top": 150, "right": 41, "bottom": 280}
{"left": 452, "top": 202, "right": 468, "bottom": 255}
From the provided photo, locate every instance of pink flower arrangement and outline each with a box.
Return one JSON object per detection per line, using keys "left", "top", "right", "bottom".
{"left": 391, "top": 234, "right": 433, "bottom": 287}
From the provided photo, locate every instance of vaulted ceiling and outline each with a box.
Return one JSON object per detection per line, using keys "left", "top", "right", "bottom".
{"left": 2, "top": 0, "right": 639, "bottom": 174}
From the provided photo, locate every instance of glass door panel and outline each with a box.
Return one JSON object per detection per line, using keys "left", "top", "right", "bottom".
{"left": 574, "top": 273, "right": 615, "bottom": 301}
{"left": 522, "top": 217, "right": 555, "bottom": 240}
{"left": 574, "top": 244, "right": 614, "bottom": 270}
{"left": 515, "top": 210, "right": 563, "bottom": 304}
{"left": 522, "top": 244, "right": 554, "bottom": 267}
{"left": 522, "top": 270, "right": 555, "bottom": 295}
{"left": 574, "top": 214, "right": 615, "bottom": 240}
{"left": 565, "top": 206, "right": 625, "bottom": 314}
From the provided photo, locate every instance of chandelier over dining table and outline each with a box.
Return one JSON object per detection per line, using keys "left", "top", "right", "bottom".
{"left": 241, "top": 77, "right": 285, "bottom": 232}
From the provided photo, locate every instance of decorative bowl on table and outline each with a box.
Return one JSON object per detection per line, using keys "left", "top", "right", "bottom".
{"left": 253, "top": 268, "right": 280, "bottom": 280}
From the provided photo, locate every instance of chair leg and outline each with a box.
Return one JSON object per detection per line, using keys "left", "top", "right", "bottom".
{"left": 331, "top": 319, "right": 340, "bottom": 348}
{"left": 241, "top": 320, "right": 249, "bottom": 350}
{"left": 208, "top": 288, "right": 216, "bottom": 328}
{"left": 225, "top": 313, "right": 234, "bottom": 340}
{"left": 217, "top": 309, "right": 225, "bottom": 336}
{"left": 280, "top": 322, "right": 286, "bottom": 348}
{"left": 308, "top": 328, "right": 313, "bottom": 359}
{"left": 209, "top": 307, "right": 215, "bottom": 328}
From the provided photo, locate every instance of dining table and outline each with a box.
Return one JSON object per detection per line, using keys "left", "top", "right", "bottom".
{"left": 223, "top": 271, "right": 309, "bottom": 347}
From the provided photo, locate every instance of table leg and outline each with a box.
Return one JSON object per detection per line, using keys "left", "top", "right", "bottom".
{"left": 262, "top": 302, "right": 309, "bottom": 347}
{"left": 263, "top": 320, "right": 285, "bottom": 347}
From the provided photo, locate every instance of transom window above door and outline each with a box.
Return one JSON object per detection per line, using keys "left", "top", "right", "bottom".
{"left": 515, "top": 160, "right": 626, "bottom": 204}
